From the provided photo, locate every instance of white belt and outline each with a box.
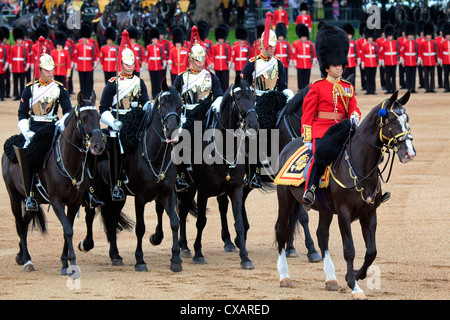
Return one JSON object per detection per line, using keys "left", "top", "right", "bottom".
{"left": 365, "top": 54, "right": 376, "bottom": 58}
{"left": 277, "top": 54, "right": 288, "bottom": 57}
{"left": 405, "top": 52, "right": 416, "bottom": 56}
{"left": 148, "top": 57, "right": 161, "bottom": 60}
{"left": 184, "top": 103, "right": 199, "bottom": 110}
{"left": 235, "top": 58, "right": 247, "bottom": 61}
{"left": 297, "top": 55, "right": 310, "bottom": 58}
{"left": 443, "top": 52, "right": 449, "bottom": 55}
{"left": 31, "top": 115, "right": 58, "bottom": 122}
{"left": 104, "top": 58, "right": 116, "bottom": 61}
{"left": 255, "top": 89, "right": 271, "bottom": 96}
{"left": 13, "top": 57, "right": 25, "bottom": 61}
{"left": 348, "top": 54, "right": 356, "bottom": 57}
{"left": 215, "top": 56, "right": 227, "bottom": 59}
{"left": 78, "top": 57, "right": 92, "bottom": 60}
{"left": 423, "top": 52, "right": 436, "bottom": 56}
{"left": 384, "top": 52, "right": 397, "bottom": 55}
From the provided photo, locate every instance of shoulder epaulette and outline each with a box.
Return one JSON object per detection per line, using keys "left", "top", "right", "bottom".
{"left": 249, "top": 57, "right": 256, "bottom": 62}
{"left": 26, "top": 80, "right": 38, "bottom": 87}
{"left": 311, "top": 78, "right": 324, "bottom": 84}
{"left": 54, "top": 80, "right": 63, "bottom": 86}
{"left": 340, "top": 79, "right": 351, "bottom": 85}
{"left": 108, "top": 76, "right": 118, "bottom": 83}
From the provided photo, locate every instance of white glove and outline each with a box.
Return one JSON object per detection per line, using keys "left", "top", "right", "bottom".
{"left": 212, "top": 96, "right": 223, "bottom": 113}
{"left": 399, "top": 57, "right": 404, "bottom": 66}
{"left": 350, "top": 114, "right": 360, "bottom": 126}
{"left": 18, "top": 119, "right": 35, "bottom": 142}
{"left": 282, "top": 89, "right": 294, "bottom": 102}
{"left": 417, "top": 57, "right": 423, "bottom": 66}
{"left": 438, "top": 58, "right": 443, "bottom": 67}
{"left": 379, "top": 60, "right": 385, "bottom": 67}
{"left": 55, "top": 112, "right": 70, "bottom": 132}
{"left": 304, "top": 142, "right": 312, "bottom": 150}
{"left": 361, "top": 62, "right": 365, "bottom": 69}
{"left": 101, "top": 110, "right": 122, "bottom": 131}
{"left": 143, "top": 101, "right": 153, "bottom": 112}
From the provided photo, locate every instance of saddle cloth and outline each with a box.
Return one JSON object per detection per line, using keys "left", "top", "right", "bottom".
{"left": 274, "top": 145, "right": 330, "bottom": 188}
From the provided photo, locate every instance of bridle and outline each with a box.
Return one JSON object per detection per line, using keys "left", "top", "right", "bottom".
{"left": 225, "top": 83, "right": 257, "bottom": 129}
{"left": 154, "top": 91, "right": 181, "bottom": 141}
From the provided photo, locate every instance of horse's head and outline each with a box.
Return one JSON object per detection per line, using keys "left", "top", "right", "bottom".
{"left": 378, "top": 91, "right": 416, "bottom": 163}
{"left": 225, "top": 75, "right": 259, "bottom": 138}
{"left": 156, "top": 78, "right": 183, "bottom": 143}
{"left": 73, "top": 91, "right": 105, "bottom": 155}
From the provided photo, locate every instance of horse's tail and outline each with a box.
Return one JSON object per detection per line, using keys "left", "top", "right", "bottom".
{"left": 24, "top": 206, "right": 47, "bottom": 235}
{"left": 116, "top": 211, "right": 134, "bottom": 232}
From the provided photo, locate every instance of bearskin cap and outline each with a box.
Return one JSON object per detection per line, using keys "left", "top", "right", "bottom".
{"left": 13, "top": 27, "right": 25, "bottom": 41}
{"left": 275, "top": 23, "right": 287, "bottom": 38}
{"left": 156, "top": 22, "right": 167, "bottom": 35}
{"left": 423, "top": 22, "right": 435, "bottom": 36}
{"left": 300, "top": 2, "right": 308, "bottom": 11}
{"left": 149, "top": 27, "right": 159, "bottom": 40}
{"left": 127, "top": 26, "right": 139, "bottom": 40}
{"left": 443, "top": 22, "right": 450, "bottom": 37}
{"left": 215, "top": 25, "right": 228, "bottom": 41}
{"left": 256, "top": 23, "right": 265, "bottom": 39}
{"left": 54, "top": 30, "right": 67, "bottom": 46}
{"left": 171, "top": 26, "right": 184, "bottom": 44}
{"left": 235, "top": 25, "right": 247, "bottom": 41}
{"left": 197, "top": 20, "right": 210, "bottom": 35}
{"left": 365, "top": 27, "right": 377, "bottom": 40}
{"left": 405, "top": 22, "right": 416, "bottom": 36}
{"left": 1, "top": 26, "right": 9, "bottom": 41}
{"left": 342, "top": 23, "right": 354, "bottom": 36}
{"left": 296, "top": 23, "right": 309, "bottom": 38}
{"left": 315, "top": 23, "right": 349, "bottom": 76}
{"left": 80, "top": 23, "right": 92, "bottom": 38}
{"left": 384, "top": 24, "right": 395, "bottom": 38}
{"left": 417, "top": 20, "right": 426, "bottom": 34}
{"left": 197, "top": 24, "right": 208, "bottom": 41}
{"left": 104, "top": 27, "right": 116, "bottom": 41}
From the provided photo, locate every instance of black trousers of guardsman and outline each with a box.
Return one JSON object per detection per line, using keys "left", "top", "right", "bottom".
{"left": 79, "top": 71, "right": 94, "bottom": 99}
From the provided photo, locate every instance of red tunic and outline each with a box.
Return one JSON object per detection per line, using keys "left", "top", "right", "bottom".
{"left": 400, "top": 40, "right": 418, "bottom": 67}
{"left": 145, "top": 43, "right": 164, "bottom": 71}
{"left": 168, "top": 46, "right": 188, "bottom": 75}
{"left": 361, "top": 42, "right": 378, "bottom": 68}
{"left": 380, "top": 40, "right": 399, "bottom": 66}
{"left": 274, "top": 40, "right": 291, "bottom": 68}
{"left": 9, "top": 43, "right": 28, "bottom": 73}
{"left": 73, "top": 43, "right": 97, "bottom": 72}
{"left": 211, "top": 42, "right": 231, "bottom": 71}
{"left": 272, "top": 9, "right": 289, "bottom": 29}
{"left": 419, "top": 39, "right": 437, "bottom": 66}
{"left": 50, "top": 48, "right": 71, "bottom": 76}
{"left": 292, "top": 39, "right": 315, "bottom": 69}
{"left": 231, "top": 41, "right": 249, "bottom": 72}
{"left": 100, "top": 44, "right": 118, "bottom": 72}
{"left": 347, "top": 40, "right": 358, "bottom": 68}
{"left": 438, "top": 39, "right": 450, "bottom": 65}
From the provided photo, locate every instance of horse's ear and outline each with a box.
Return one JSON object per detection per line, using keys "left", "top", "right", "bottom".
{"left": 234, "top": 73, "right": 241, "bottom": 87}
{"left": 161, "top": 77, "right": 168, "bottom": 92}
{"left": 397, "top": 90, "right": 410, "bottom": 106}
{"left": 90, "top": 91, "right": 96, "bottom": 106}
{"left": 388, "top": 90, "right": 399, "bottom": 107}
{"left": 77, "top": 92, "right": 84, "bottom": 106}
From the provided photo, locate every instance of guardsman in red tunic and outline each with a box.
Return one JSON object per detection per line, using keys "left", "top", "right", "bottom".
{"left": 295, "top": 2, "right": 312, "bottom": 32}
{"left": 416, "top": 21, "right": 426, "bottom": 89}
{"left": 0, "top": 28, "right": 8, "bottom": 101}
{"left": 274, "top": 23, "right": 291, "bottom": 85}
{"left": 1, "top": 26, "right": 11, "bottom": 98}
{"left": 436, "top": 20, "right": 446, "bottom": 89}
{"left": 10, "top": 27, "right": 29, "bottom": 100}
{"left": 145, "top": 27, "right": 165, "bottom": 99}
{"left": 73, "top": 23, "right": 97, "bottom": 99}
{"left": 418, "top": 22, "right": 437, "bottom": 93}
{"left": 379, "top": 24, "right": 399, "bottom": 94}
{"left": 100, "top": 27, "right": 118, "bottom": 84}
{"left": 438, "top": 22, "right": 450, "bottom": 92}
{"left": 397, "top": 24, "right": 407, "bottom": 89}
{"left": 272, "top": 1, "right": 289, "bottom": 30}
{"left": 156, "top": 22, "right": 170, "bottom": 79}
{"left": 212, "top": 25, "right": 231, "bottom": 93}
{"left": 168, "top": 27, "right": 187, "bottom": 84}
{"left": 231, "top": 25, "right": 249, "bottom": 74}
{"left": 301, "top": 24, "right": 361, "bottom": 210}
{"left": 400, "top": 23, "right": 418, "bottom": 93}
{"left": 361, "top": 28, "right": 378, "bottom": 94}
{"left": 357, "top": 22, "right": 367, "bottom": 91}
{"left": 376, "top": 28, "right": 386, "bottom": 90}
{"left": 342, "top": 23, "right": 357, "bottom": 87}
{"left": 292, "top": 23, "right": 316, "bottom": 91}
{"left": 50, "top": 31, "right": 71, "bottom": 86}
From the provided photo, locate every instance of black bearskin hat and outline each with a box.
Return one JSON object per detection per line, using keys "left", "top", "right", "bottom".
{"left": 296, "top": 23, "right": 309, "bottom": 39}
{"left": 275, "top": 23, "right": 287, "bottom": 38}
{"left": 405, "top": 22, "right": 416, "bottom": 36}
{"left": 104, "top": 27, "right": 116, "bottom": 41}
{"left": 215, "top": 25, "right": 227, "bottom": 41}
{"left": 127, "top": 26, "right": 139, "bottom": 40}
{"left": 149, "top": 27, "right": 159, "bottom": 40}
{"left": 1, "top": 26, "right": 9, "bottom": 41}
{"left": 443, "top": 22, "right": 450, "bottom": 37}
{"left": 315, "top": 23, "right": 349, "bottom": 76}
{"left": 156, "top": 22, "right": 167, "bottom": 36}
{"left": 54, "top": 30, "right": 67, "bottom": 46}
{"left": 342, "top": 23, "right": 354, "bottom": 37}
{"left": 365, "top": 27, "right": 376, "bottom": 40}
{"left": 171, "top": 26, "right": 184, "bottom": 44}
{"left": 235, "top": 25, "right": 247, "bottom": 41}
{"left": 13, "top": 27, "right": 25, "bottom": 41}
{"left": 384, "top": 24, "right": 395, "bottom": 38}
{"left": 197, "top": 20, "right": 210, "bottom": 35}
{"left": 300, "top": 2, "right": 308, "bottom": 11}
{"left": 423, "top": 22, "right": 434, "bottom": 37}
{"left": 80, "top": 23, "right": 92, "bottom": 38}
{"left": 256, "top": 23, "right": 265, "bottom": 39}
{"left": 198, "top": 24, "right": 208, "bottom": 41}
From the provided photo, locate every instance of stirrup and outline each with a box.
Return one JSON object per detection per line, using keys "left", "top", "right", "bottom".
{"left": 111, "top": 185, "right": 125, "bottom": 201}
{"left": 175, "top": 178, "right": 189, "bottom": 193}
{"left": 86, "top": 193, "right": 105, "bottom": 208}
{"left": 248, "top": 173, "right": 262, "bottom": 189}
{"left": 25, "top": 197, "right": 38, "bottom": 212}
{"left": 302, "top": 189, "right": 315, "bottom": 212}
{"left": 381, "top": 191, "right": 391, "bottom": 203}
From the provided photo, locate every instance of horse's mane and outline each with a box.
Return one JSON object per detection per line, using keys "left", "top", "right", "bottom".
{"left": 284, "top": 85, "right": 309, "bottom": 116}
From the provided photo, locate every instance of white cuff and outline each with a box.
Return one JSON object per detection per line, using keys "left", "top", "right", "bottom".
{"left": 101, "top": 110, "right": 120, "bottom": 130}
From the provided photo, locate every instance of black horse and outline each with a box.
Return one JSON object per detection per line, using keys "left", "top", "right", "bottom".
{"left": 79, "top": 80, "right": 184, "bottom": 272}
{"left": 176, "top": 75, "right": 259, "bottom": 269}
{"left": 2, "top": 92, "right": 105, "bottom": 274}
{"left": 217, "top": 86, "right": 321, "bottom": 262}
{"left": 275, "top": 91, "right": 416, "bottom": 299}
{"left": 95, "top": 4, "right": 117, "bottom": 48}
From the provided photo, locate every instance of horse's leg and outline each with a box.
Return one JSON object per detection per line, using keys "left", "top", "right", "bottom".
{"left": 355, "top": 212, "right": 377, "bottom": 291}
{"left": 78, "top": 207, "right": 96, "bottom": 252}
{"left": 276, "top": 186, "right": 296, "bottom": 287}
{"left": 12, "top": 196, "right": 34, "bottom": 271}
{"left": 337, "top": 208, "right": 367, "bottom": 300}
{"left": 316, "top": 210, "right": 339, "bottom": 291}
{"left": 150, "top": 201, "right": 164, "bottom": 245}
{"left": 178, "top": 189, "right": 196, "bottom": 258}
{"left": 162, "top": 192, "right": 182, "bottom": 272}
{"left": 192, "top": 191, "right": 208, "bottom": 264}
{"left": 298, "top": 205, "right": 322, "bottom": 262}
{"left": 237, "top": 186, "right": 251, "bottom": 247}
{"left": 218, "top": 194, "right": 235, "bottom": 252}
{"left": 102, "top": 199, "right": 125, "bottom": 266}
{"left": 134, "top": 196, "right": 148, "bottom": 271}
{"left": 230, "top": 186, "right": 254, "bottom": 270}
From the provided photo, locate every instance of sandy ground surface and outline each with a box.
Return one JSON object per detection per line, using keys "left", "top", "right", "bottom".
{"left": 0, "top": 65, "right": 448, "bottom": 301}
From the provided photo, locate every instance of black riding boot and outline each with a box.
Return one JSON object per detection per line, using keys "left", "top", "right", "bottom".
{"left": 84, "top": 185, "right": 105, "bottom": 209}
{"left": 13, "top": 145, "right": 38, "bottom": 212}
{"left": 245, "top": 164, "right": 262, "bottom": 189}
{"left": 302, "top": 163, "right": 325, "bottom": 212}
{"left": 109, "top": 136, "right": 125, "bottom": 201}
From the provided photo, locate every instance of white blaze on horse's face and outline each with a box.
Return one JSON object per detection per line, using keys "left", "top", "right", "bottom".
{"left": 397, "top": 113, "right": 416, "bottom": 163}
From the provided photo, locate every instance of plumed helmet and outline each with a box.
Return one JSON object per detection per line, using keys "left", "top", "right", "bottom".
{"left": 40, "top": 53, "right": 55, "bottom": 71}
{"left": 121, "top": 48, "right": 135, "bottom": 65}
{"left": 261, "top": 29, "right": 277, "bottom": 47}
{"left": 275, "top": 23, "right": 287, "bottom": 38}
{"left": 104, "top": 27, "right": 116, "bottom": 41}
{"left": 342, "top": 23, "right": 354, "bottom": 37}
{"left": 296, "top": 23, "right": 309, "bottom": 39}
{"left": 315, "top": 23, "right": 349, "bottom": 76}
{"left": 261, "top": 12, "right": 276, "bottom": 48}
{"left": 405, "top": 22, "right": 416, "bottom": 36}
{"left": 235, "top": 25, "right": 247, "bottom": 41}
{"left": 54, "top": 30, "right": 67, "bottom": 46}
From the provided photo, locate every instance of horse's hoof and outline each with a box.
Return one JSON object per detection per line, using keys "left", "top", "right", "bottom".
{"left": 280, "top": 278, "right": 293, "bottom": 288}
{"left": 224, "top": 243, "right": 237, "bottom": 253}
{"left": 240, "top": 261, "right": 255, "bottom": 270}
{"left": 61, "top": 268, "right": 68, "bottom": 276}
{"left": 286, "top": 248, "right": 298, "bottom": 258}
{"left": 193, "top": 256, "right": 207, "bottom": 264}
{"left": 15, "top": 254, "right": 24, "bottom": 266}
{"left": 112, "top": 258, "right": 124, "bottom": 266}
{"left": 23, "top": 261, "right": 35, "bottom": 272}
{"left": 180, "top": 249, "right": 192, "bottom": 259}
{"left": 78, "top": 241, "right": 93, "bottom": 252}
{"left": 307, "top": 252, "right": 322, "bottom": 263}
{"left": 149, "top": 234, "right": 163, "bottom": 246}
{"left": 352, "top": 292, "right": 368, "bottom": 300}
{"left": 170, "top": 262, "right": 183, "bottom": 273}
{"left": 135, "top": 264, "right": 148, "bottom": 272}
{"left": 325, "top": 280, "right": 339, "bottom": 291}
